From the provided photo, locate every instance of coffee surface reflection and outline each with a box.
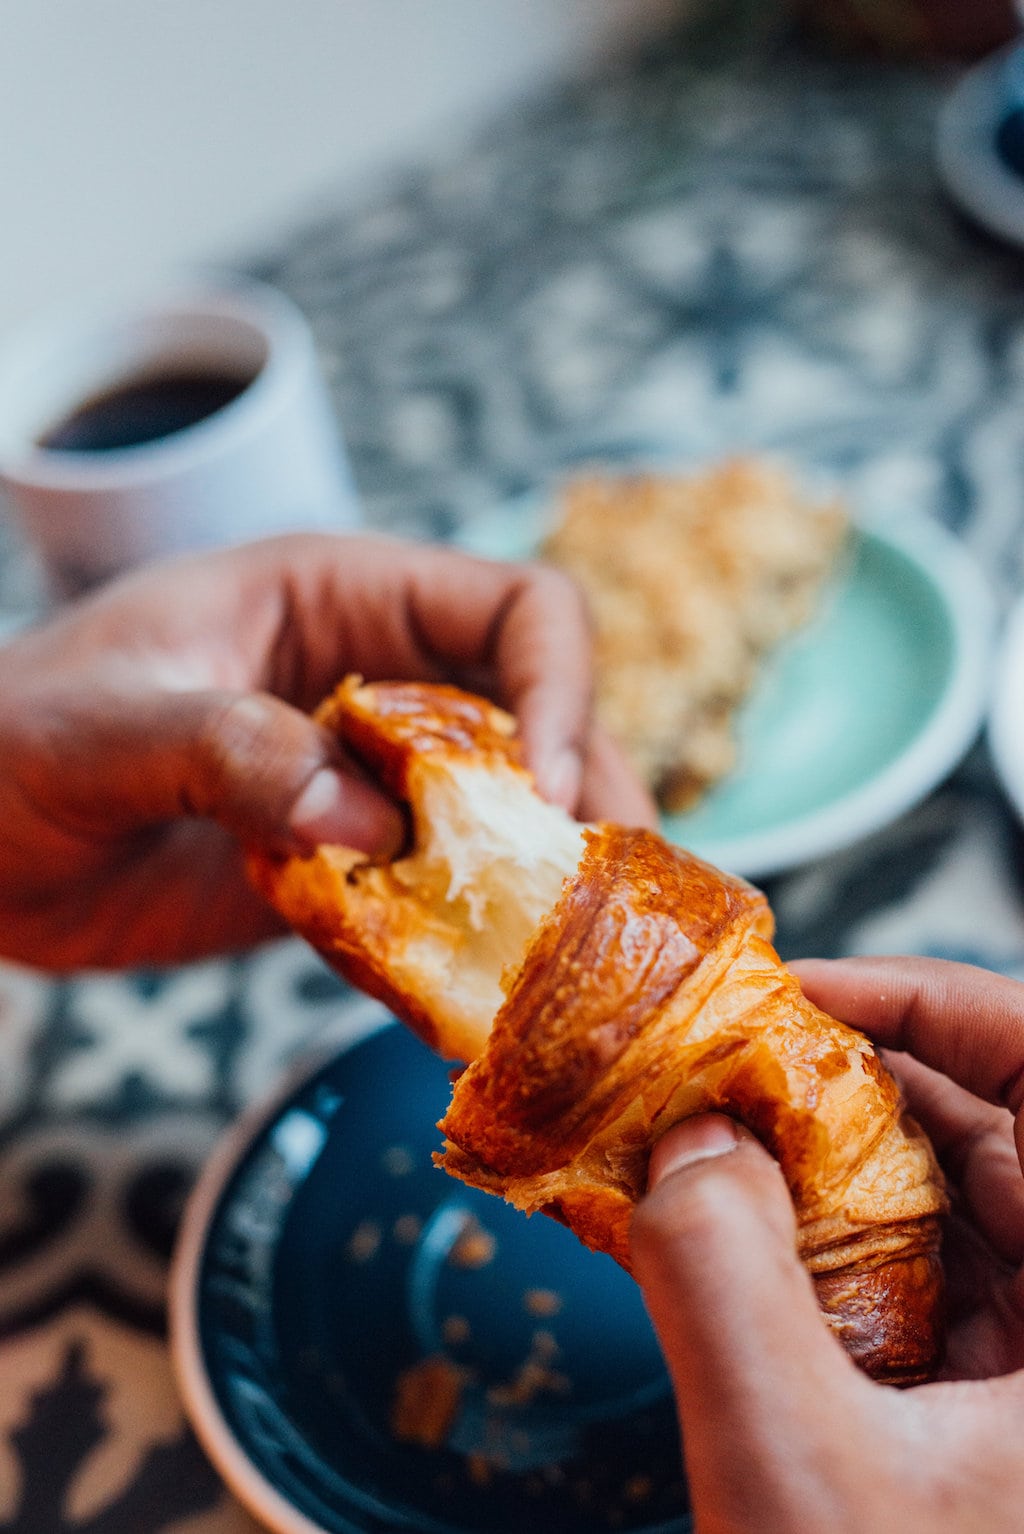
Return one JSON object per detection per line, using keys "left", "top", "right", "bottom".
{"left": 39, "top": 368, "right": 252, "bottom": 453}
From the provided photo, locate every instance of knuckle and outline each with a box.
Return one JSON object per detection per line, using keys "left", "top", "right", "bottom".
{"left": 526, "top": 560, "right": 588, "bottom": 619}
{"left": 199, "top": 695, "right": 276, "bottom": 779}
{"left": 191, "top": 693, "right": 296, "bottom": 818}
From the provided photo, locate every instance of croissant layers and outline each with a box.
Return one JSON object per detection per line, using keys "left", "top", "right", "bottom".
{"left": 249, "top": 678, "right": 947, "bottom": 1385}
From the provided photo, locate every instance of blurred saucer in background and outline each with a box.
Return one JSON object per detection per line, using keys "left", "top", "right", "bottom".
{"left": 936, "top": 41, "right": 1024, "bottom": 247}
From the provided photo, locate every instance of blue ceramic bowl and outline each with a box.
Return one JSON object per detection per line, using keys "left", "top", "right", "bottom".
{"left": 171, "top": 1020, "right": 690, "bottom": 1534}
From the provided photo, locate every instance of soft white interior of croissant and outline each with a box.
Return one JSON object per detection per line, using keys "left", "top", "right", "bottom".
{"left": 391, "top": 757, "right": 586, "bottom": 1058}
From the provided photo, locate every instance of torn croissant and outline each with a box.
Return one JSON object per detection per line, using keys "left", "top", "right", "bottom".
{"left": 249, "top": 677, "right": 947, "bottom": 1385}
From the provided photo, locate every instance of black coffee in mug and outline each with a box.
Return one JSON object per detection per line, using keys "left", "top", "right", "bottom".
{"left": 38, "top": 367, "right": 253, "bottom": 453}
{"left": 0, "top": 281, "right": 358, "bottom": 602}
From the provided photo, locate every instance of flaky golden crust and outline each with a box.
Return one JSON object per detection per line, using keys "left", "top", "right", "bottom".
{"left": 439, "top": 826, "right": 946, "bottom": 1384}
{"left": 249, "top": 678, "right": 947, "bottom": 1384}
{"left": 438, "top": 827, "right": 773, "bottom": 1174}
{"left": 315, "top": 676, "right": 524, "bottom": 794}
{"left": 247, "top": 677, "right": 530, "bottom": 1058}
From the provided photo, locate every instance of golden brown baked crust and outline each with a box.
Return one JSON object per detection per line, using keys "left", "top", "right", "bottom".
{"left": 249, "top": 678, "right": 947, "bottom": 1384}
{"left": 439, "top": 824, "right": 946, "bottom": 1384}
{"left": 247, "top": 675, "right": 582, "bottom": 1063}
{"left": 317, "top": 676, "right": 525, "bottom": 794}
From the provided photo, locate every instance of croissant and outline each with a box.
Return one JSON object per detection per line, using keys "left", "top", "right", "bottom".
{"left": 249, "top": 677, "right": 947, "bottom": 1385}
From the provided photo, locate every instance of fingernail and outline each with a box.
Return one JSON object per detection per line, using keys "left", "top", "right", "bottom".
{"left": 289, "top": 769, "right": 406, "bottom": 857}
{"left": 649, "top": 1116, "right": 741, "bottom": 1187}
{"left": 536, "top": 745, "right": 583, "bottom": 810}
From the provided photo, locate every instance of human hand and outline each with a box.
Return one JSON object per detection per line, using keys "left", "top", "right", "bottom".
{"left": 630, "top": 955, "right": 1024, "bottom": 1534}
{"left": 0, "top": 532, "right": 654, "bottom": 970}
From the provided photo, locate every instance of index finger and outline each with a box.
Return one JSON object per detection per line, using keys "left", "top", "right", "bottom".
{"left": 256, "top": 536, "right": 596, "bottom": 810}
{"left": 791, "top": 956, "right": 1024, "bottom": 1116}
{"left": 450, "top": 560, "right": 595, "bottom": 806}
{"left": 881, "top": 1050, "right": 1024, "bottom": 1266}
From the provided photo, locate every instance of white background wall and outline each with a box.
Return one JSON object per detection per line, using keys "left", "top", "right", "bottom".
{"left": 0, "top": 1, "right": 684, "bottom": 343}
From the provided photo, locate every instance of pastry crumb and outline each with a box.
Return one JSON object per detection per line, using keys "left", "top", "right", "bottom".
{"left": 441, "top": 1313, "right": 472, "bottom": 1346}
{"left": 624, "top": 1474, "right": 654, "bottom": 1502}
{"left": 448, "top": 1217, "right": 496, "bottom": 1269}
{"left": 391, "top": 1355, "right": 468, "bottom": 1449}
{"left": 392, "top": 1213, "right": 423, "bottom": 1245}
{"left": 345, "top": 1220, "right": 382, "bottom": 1262}
{"left": 486, "top": 1331, "right": 570, "bottom": 1406}
{"left": 523, "top": 1287, "right": 562, "bottom": 1317}
{"left": 466, "top": 1453, "right": 494, "bottom": 1487}
{"left": 530, "top": 1328, "right": 559, "bottom": 1358}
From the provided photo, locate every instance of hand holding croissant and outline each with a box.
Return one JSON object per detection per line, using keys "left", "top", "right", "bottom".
{"left": 5, "top": 527, "right": 1020, "bottom": 1530}
{"left": 633, "top": 956, "right": 1024, "bottom": 1534}
{"left": 0, "top": 533, "right": 651, "bottom": 969}
{"left": 250, "top": 677, "right": 947, "bottom": 1385}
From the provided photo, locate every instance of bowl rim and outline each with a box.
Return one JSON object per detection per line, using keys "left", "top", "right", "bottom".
{"left": 169, "top": 1028, "right": 390, "bottom": 1534}
{"left": 677, "top": 513, "right": 996, "bottom": 878}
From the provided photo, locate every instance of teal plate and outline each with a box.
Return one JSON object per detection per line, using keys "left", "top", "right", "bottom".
{"left": 171, "top": 1021, "right": 687, "bottom": 1534}
{"left": 460, "top": 492, "right": 994, "bottom": 879}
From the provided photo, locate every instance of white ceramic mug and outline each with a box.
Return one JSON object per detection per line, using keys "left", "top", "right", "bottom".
{"left": 0, "top": 277, "right": 360, "bottom": 600}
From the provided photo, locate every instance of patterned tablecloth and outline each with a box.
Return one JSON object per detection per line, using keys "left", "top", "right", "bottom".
{"left": 5, "top": 10, "right": 1024, "bottom": 1531}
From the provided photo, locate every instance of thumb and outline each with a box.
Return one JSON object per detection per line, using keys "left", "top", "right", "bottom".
{"left": 631, "top": 1115, "right": 860, "bottom": 1517}
{"left": 45, "top": 687, "right": 407, "bottom": 858}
